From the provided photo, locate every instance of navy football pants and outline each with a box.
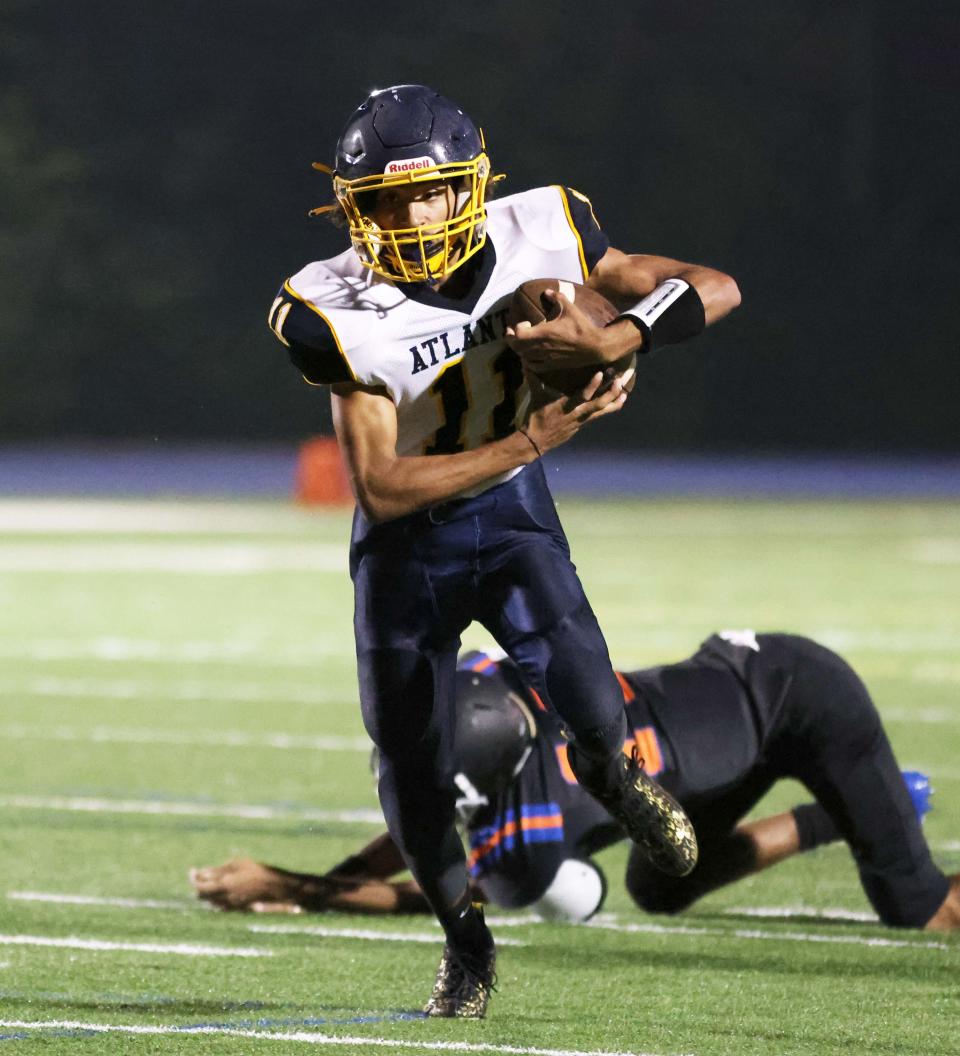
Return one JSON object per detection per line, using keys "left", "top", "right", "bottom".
{"left": 350, "top": 463, "right": 626, "bottom": 916}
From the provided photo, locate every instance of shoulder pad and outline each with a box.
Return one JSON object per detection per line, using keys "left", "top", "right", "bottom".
{"left": 267, "top": 276, "right": 356, "bottom": 385}
{"left": 488, "top": 186, "right": 609, "bottom": 277}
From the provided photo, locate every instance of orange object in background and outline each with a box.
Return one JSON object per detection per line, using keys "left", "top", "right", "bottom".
{"left": 295, "top": 437, "right": 353, "bottom": 505}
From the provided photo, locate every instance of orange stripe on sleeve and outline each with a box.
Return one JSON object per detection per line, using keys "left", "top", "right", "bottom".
{"left": 527, "top": 687, "right": 548, "bottom": 713}
{"left": 614, "top": 671, "right": 635, "bottom": 703}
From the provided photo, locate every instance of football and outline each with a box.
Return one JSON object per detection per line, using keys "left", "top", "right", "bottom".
{"left": 507, "top": 278, "right": 637, "bottom": 398}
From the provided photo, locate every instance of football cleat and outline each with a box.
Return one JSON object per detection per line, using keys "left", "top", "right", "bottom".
{"left": 569, "top": 744, "right": 698, "bottom": 877}
{"left": 424, "top": 935, "right": 497, "bottom": 1019}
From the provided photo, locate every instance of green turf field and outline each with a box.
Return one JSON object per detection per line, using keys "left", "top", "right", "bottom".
{"left": 0, "top": 496, "right": 958, "bottom": 1055}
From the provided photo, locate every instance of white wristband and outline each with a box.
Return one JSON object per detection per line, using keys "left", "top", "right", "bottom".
{"left": 620, "top": 278, "right": 691, "bottom": 328}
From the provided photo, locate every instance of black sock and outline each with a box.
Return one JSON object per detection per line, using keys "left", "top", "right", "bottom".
{"left": 438, "top": 890, "right": 490, "bottom": 954}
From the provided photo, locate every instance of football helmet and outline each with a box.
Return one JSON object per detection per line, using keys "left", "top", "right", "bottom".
{"left": 452, "top": 663, "right": 537, "bottom": 804}
{"left": 323, "top": 85, "right": 493, "bottom": 283}
{"left": 368, "top": 657, "right": 537, "bottom": 817}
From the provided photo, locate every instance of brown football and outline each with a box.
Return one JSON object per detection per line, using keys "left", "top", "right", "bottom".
{"left": 507, "top": 278, "right": 637, "bottom": 398}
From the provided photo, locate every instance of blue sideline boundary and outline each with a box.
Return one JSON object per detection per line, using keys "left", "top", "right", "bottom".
{"left": 0, "top": 444, "right": 958, "bottom": 499}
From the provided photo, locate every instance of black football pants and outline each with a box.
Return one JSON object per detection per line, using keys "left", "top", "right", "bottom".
{"left": 626, "top": 635, "right": 948, "bottom": 927}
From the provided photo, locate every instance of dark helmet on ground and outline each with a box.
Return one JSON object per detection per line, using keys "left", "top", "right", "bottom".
{"left": 453, "top": 663, "right": 537, "bottom": 801}
{"left": 321, "top": 85, "right": 494, "bottom": 283}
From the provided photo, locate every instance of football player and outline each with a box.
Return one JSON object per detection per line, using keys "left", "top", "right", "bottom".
{"left": 266, "top": 84, "right": 741, "bottom": 1017}
{"left": 192, "top": 632, "right": 960, "bottom": 932}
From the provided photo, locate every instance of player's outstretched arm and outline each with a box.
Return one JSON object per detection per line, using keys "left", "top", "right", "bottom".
{"left": 190, "top": 832, "right": 441, "bottom": 915}
{"left": 332, "top": 376, "right": 626, "bottom": 523}
{"left": 190, "top": 857, "right": 436, "bottom": 915}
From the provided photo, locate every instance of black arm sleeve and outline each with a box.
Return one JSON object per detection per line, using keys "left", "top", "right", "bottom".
{"left": 267, "top": 284, "right": 354, "bottom": 385}
{"left": 560, "top": 187, "right": 610, "bottom": 274}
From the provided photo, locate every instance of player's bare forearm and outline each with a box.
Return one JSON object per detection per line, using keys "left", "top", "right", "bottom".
{"left": 190, "top": 855, "right": 437, "bottom": 915}
{"left": 308, "top": 874, "right": 485, "bottom": 915}
{"left": 326, "top": 830, "right": 408, "bottom": 880}
{"left": 332, "top": 376, "right": 626, "bottom": 523}
{"left": 589, "top": 247, "right": 741, "bottom": 328}
{"left": 584, "top": 249, "right": 740, "bottom": 365}
{"left": 333, "top": 384, "right": 536, "bottom": 522}
{"left": 317, "top": 877, "right": 433, "bottom": 914}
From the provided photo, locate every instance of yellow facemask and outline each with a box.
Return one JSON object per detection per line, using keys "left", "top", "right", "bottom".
{"left": 319, "top": 153, "right": 493, "bottom": 283}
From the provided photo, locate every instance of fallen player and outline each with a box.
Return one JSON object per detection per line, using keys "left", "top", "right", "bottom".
{"left": 191, "top": 631, "right": 960, "bottom": 931}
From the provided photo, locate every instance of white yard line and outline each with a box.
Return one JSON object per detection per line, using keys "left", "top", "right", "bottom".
{"left": 8, "top": 892, "right": 195, "bottom": 910}
{"left": 11, "top": 888, "right": 955, "bottom": 954}
{"left": 247, "top": 924, "right": 527, "bottom": 948}
{"left": 723, "top": 905, "right": 879, "bottom": 923}
{"left": 909, "top": 539, "right": 960, "bottom": 564}
{"left": 586, "top": 919, "right": 950, "bottom": 951}
{"left": 0, "top": 723, "right": 369, "bottom": 752}
{"left": 882, "top": 707, "right": 960, "bottom": 723}
{"left": 0, "top": 639, "right": 344, "bottom": 666}
{"left": 0, "top": 500, "right": 320, "bottom": 535}
{"left": 0, "top": 935, "right": 269, "bottom": 958}
{"left": 4, "top": 891, "right": 540, "bottom": 928}
{"left": 0, "top": 1020, "right": 672, "bottom": 1056}
{"left": 0, "top": 541, "right": 346, "bottom": 574}
{"left": 2, "top": 636, "right": 956, "bottom": 676}
{"left": 0, "top": 795, "right": 382, "bottom": 824}
{"left": 483, "top": 914, "right": 544, "bottom": 927}
{"left": 4, "top": 631, "right": 960, "bottom": 670}
{"left": 0, "top": 675, "right": 346, "bottom": 702}
{"left": 811, "top": 629, "right": 960, "bottom": 654}
{"left": 906, "top": 662, "right": 960, "bottom": 686}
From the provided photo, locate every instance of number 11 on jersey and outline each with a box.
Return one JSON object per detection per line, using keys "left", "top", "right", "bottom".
{"left": 424, "top": 348, "right": 525, "bottom": 455}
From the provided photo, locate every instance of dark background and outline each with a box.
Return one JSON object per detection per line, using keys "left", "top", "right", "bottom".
{"left": 2, "top": 0, "right": 958, "bottom": 453}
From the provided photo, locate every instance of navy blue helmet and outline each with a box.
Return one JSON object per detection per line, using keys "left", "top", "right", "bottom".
{"left": 335, "top": 84, "right": 485, "bottom": 183}
{"left": 323, "top": 85, "right": 494, "bottom": 282}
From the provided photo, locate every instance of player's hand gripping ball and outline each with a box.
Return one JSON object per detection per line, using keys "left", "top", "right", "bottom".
{"left": 507, "top": 279, "right": 637, "bottom": 398}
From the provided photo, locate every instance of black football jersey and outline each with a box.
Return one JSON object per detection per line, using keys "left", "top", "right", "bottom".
{"left": 460, "top": 632, "right": 767, "bottom": 907}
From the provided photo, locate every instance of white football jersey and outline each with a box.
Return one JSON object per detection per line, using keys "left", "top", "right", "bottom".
{"left": 269, "top": 185, "right": 608, "bottom": 496}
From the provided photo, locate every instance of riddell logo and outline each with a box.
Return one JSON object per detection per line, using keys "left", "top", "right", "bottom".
{"left": 384, "top": 156, "right": 435, "bottom": 174}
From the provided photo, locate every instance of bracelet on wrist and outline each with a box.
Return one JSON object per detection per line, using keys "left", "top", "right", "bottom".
{"left": 518, "top": 429, "right": 543, "bottom": 459}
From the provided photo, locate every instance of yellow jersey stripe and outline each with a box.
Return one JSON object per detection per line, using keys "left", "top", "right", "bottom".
{"left": 554, "top": 185, "right": 589, "bottom": 281}
{"left": 282, "top": 279, "right": 359, "bottom": 383}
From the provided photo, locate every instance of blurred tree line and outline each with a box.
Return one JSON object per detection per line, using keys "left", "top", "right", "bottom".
{"left": 1, "top": 0, "right": 958, "bottom": 451}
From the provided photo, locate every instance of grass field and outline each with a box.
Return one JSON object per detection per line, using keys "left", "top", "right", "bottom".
{"left": 0, "top": 495, "right": 958, "bottom": 1055}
